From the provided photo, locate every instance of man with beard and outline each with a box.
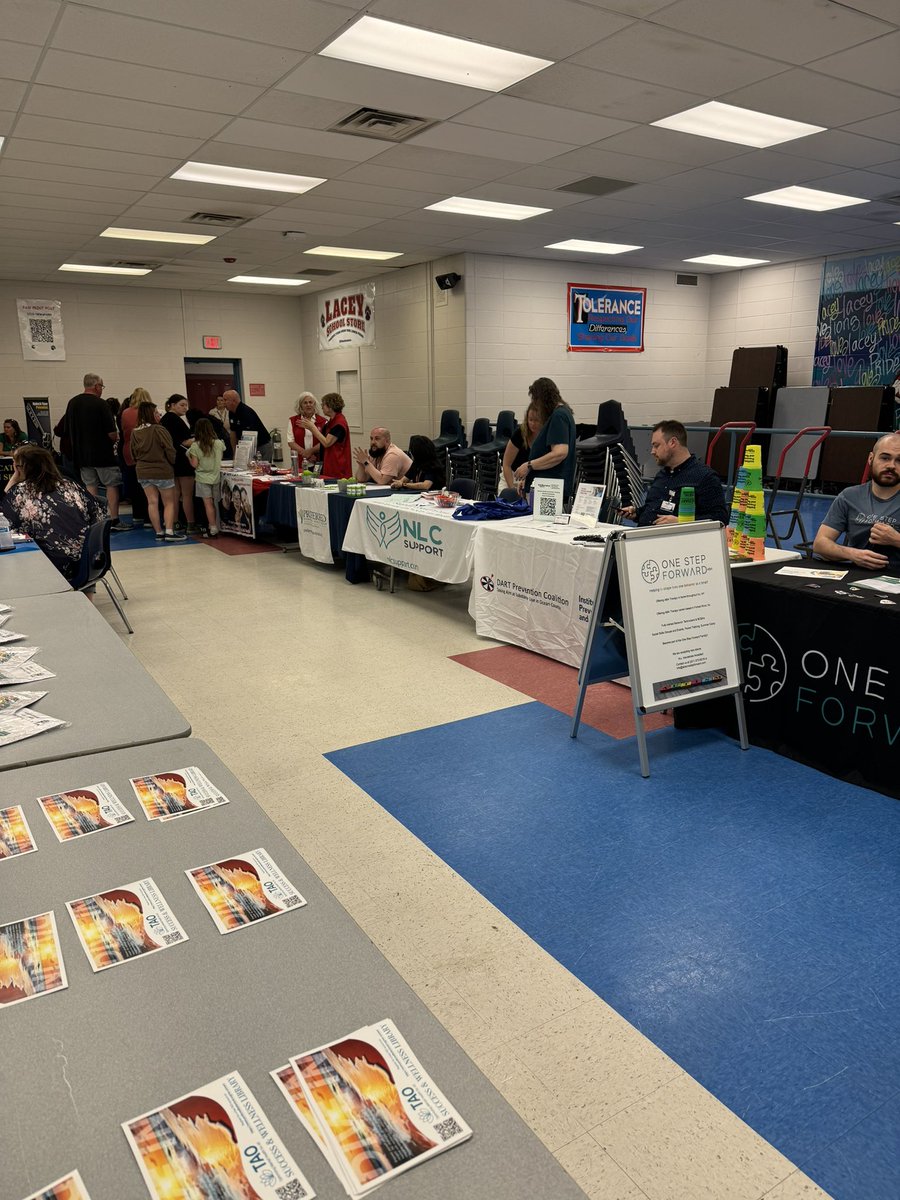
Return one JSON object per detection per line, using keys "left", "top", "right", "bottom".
{"left": 620, "top": 419, "right": 727, "bottom": 526}
{"left": 353, "top": 426, "right": 411, "bottom": 485}
{"left": 813, "top": 432, "right": 900, "bottom": 570}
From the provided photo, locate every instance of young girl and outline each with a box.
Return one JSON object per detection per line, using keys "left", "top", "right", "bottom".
{"left": 186, "top": 417, "right": 225, "bottom": 536}
{"left": 129, "top": 400, "right": 184, "bottom": 540}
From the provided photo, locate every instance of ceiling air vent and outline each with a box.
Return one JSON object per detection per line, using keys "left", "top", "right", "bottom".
{"left": 186, "top": 212, "right": 247, "bottom": 227}
{"left": 330, "top": 107, "right": 436, "bottom": 142}
{"left": 556, "top": 176, "right": 634, "bottom": 197}
{"left": 676, "top": 273, "right": 699, "bottom": 286}
{"left": 296, "top": 269, "right": 340, "bottom": 277}
{"left": 109, "top": 260, "right": 161, "bottom": 270}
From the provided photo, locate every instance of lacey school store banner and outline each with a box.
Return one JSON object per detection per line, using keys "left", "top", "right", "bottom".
{"left": 318, "top": 282, "right": 376, "bottom": 349}
{"left": 567, "top": 283, "right": 646, "bottom": 352}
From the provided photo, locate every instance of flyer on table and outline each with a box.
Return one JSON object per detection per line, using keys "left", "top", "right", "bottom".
{"left": 0, "top": 659, "right": 55, "bottom": 685}
{"left": 20, "top": 1171, "right": 92, "bottom": 1200}
{"left": 0, "top": 689, "right": 47, "bottom": 712}
{"left": 66, "top": 877, "right": 188, "bottom": 972}
{"left": 0, "top": 646, "right": 38, "bottom": 665}
{"left": 0, "top": 804, "right": 38, "bottom": 859}
{"left": 129, "top": 767, "right": 228, "bottom": 821}
{"left": 39, "top": 782, "right": 134, "bottom": 843}
{"left": 271, "top": 1063, "right": 332, "bottom": 1160}
{"left": 186, "top": 848, "right": 307, "bottom": 934}
{"left": 0, "top": 911, "right": 68, "bottom": 1008}
{"left": 291, "top": 1018, "right": 471, "bottom": 1195}
{"left": 123, "top": 1071, "right": 315, "bottom": 1200}
{"left": 0, "top": 709, "right": 67, "bottom": 747}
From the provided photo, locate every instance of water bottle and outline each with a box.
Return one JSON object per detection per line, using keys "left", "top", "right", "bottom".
{"left": 290, "top": 450, "right": 299, "bottom": 476}
{"left": 0, "top": 514, "right": 13, "bottom": 551}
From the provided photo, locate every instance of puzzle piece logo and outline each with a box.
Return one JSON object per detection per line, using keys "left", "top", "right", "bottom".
{"left": 738, "top": 623, "right": 787, "bottom": 702}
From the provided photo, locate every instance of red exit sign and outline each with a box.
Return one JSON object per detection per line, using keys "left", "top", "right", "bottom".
{"left": 202, "top": 335, "right": 222, "bottom": 350}
{"left": 249, "top": 383, "right": 266, "bottom": 397}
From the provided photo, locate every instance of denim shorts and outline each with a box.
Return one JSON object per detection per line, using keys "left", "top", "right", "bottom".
{"left": 195, "top": 480, "right": 221, "bottom": 500}
{"left": 81, "top": 465, "right": 122, "bottom": 488}
{"left": 140, "top": 478, "right": 175, "bottom": 490}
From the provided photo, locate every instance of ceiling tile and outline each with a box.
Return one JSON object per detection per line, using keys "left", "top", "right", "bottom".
{"left": 22, "top": 86, "right": 231, "bottom": 140}
{"left": 214, "top": 118, "right": 387, "bottom": 162}
{"left": 842, "top": 108, "right": 900, "bottom": 143}
{"left": 0, "top": 80, "right": 27, "bottom": 111}
{"left": 724, "top": 68, "right": 899, "bottom": 127}
{"left": 191, "top": 142, "right": 360, "bottom": 179}
{"left": 409, "top": 123, "right": 577, "bottom": 164}
{"left": 450, "top": 96, "right": 634, "bottom": 145}
{"left": 592, "top": 125, "right": 754, "bottom": 167}
{"left": 542, "top": 145, "right": 696, "bottom": 183}
{"left": 0, "top": 178, "right": 144, "bottom": 204}
{"left": 0, "top": 159, "right": 165, "bottom": 191}
{"left": 281, "top": 192, "right": 409, "bottom": 218}
{"left": 508, "top": 63, "right": 705, "bottom": 121}
{"left": 771, "top": 128, "right": 900, "bottom": 168}
{"left": 3, "top": 0, "right": 60, "bottom": 45}
{"left": 240, "top": 91, "right": 356, "bottom": 131}
{"left": 575, "top": 0, "right": 673, "bottom": 13}
{"left": 0, "top": 39, "right": 42, "bottom": 83}
{"left": 312, "top": 179, "right": 445, "bottom": 208}
{"left": 711, "top": 150, "right": 846, "bottom": 185}
{"left": 356, "top": 145, "right": 520, "bottom": 182}
{"left": 3, "top": 139, "right": 179, "bottom": 179}
{"left": 811, "top": 31, "right": 900, "bottom": 97}
{"left": 12, "top": 114, "right": 206, "bottom": 159}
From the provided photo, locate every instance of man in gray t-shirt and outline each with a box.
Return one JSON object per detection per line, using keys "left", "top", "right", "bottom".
{"left": 813, "top": 432, "right": 900, "bottom": 570}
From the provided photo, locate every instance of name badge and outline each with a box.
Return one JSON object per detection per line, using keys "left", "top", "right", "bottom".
{"left": 660, "top": 499, "right": 676, "bottom": 513}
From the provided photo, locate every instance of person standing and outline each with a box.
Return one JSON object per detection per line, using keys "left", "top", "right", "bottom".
{"left": 120, "top": 389, "right": 153, "bottom": 530}
{"left": 502, "top": 407, "right": 541, "bottom": 491}
{"left": 222, "top": 389, "right": 272, "bottom": 461}
{"left": 129, "top": 400, "right": 184, "bottom": 541}
{"left": 512, "top": 377, "right": 577, "bottom": 502}
{"left": 303, "top": 392, "right": 351, "bottom": 478}
{"left": 288, "top": 392, "right": 326, "bottom": 469}
{"left": 161, "top": 394, "right": 199, "bottom": 534}
{"left": 63, "top": 372, "right": 127, "bottom": 530}
{"left": 187, "top": 418, "right": 226, "bottom": 537}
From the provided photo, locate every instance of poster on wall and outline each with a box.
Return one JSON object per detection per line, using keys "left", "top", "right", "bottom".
{"left": 218, "top": 470, "right": 256, "bottom": 539}
{"left": 567, "top": 282, "right": 645, "bottom": 353}
{"left": 812, "top": 249, "right": 900, "bottom": 389}
{"left": 17, "top": 299, "right": 66, "bottom": 361}
{"left": 318, "top": 282, "right": 375, "bottom": 349}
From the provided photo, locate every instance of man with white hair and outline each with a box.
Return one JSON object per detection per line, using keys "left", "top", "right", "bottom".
{"left": 63, "top": 371, "right": 127, "bottom": 530}
{"left": 813, "top": 432, "right": 900, "bottom": 570}
{"left": 353, "top": 427, "right": 411, "bottom": 485}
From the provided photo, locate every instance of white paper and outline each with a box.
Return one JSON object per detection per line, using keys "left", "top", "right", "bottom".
{"left": 129, "top": 767, "right": 229, "bottom": 822}
{"left": 851, "top": 574, "right": 900, "bottom": 595}
{"left": 0, "top": 603, "right": 12, "bottom": 615}
{"left": 20, "top": 1170, "right": 92, "bottom": 1200}
{"left": 0, "top": 708, "right": 66, "bottom": 747}
{"left": 0, "top": 628, "right": 25, "bottom": 644}
{"left": 775, "top": 566, "right": 848, "bottom": 580}
{"left": 0, "top": 911, "right": 68, "bottom": 1007}
{"left": 39, "top": 782, "right": 135, "bottom": 843}
{"left": 17, "top": 298, "right": 66, "bottom": 361}
{"left": 0, "top": 660, "right": 55, "bottom": 685}
{"left": 0, "top": 689, "right": 47, "bottom": 712}
{"left": 532, "top": 478, "right": 565, "bottom": 524}
{"left": 571, "top": 483, "right": 606, "bottom": 527}
{"left": 186, "top": 847, "right": 306, "bottom": 934}
{"left": 0, "top": 645, "right": 39, "bottom": 665}
{"left": 0, "top": 804, "right": 38, "bottom": 859}
{"left": 67, "top": 877, "right": 188, "bottom": 972}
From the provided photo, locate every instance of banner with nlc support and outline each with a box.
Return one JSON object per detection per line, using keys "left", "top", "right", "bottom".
{"left": 567, "top": 282, "right": 645, "bottom": 353}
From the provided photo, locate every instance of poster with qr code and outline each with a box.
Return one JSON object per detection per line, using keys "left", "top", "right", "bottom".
{"left": 532, "top": 478, "right": 565, "bottom": 524}
{"left": 66, "top": 877, "right": 188, "bottom": 972}
{"left": 291, "top": 1018, "right": 471, "bottom": 1196}
{"left": 123, "top": 1071, "right": 315, "bottom": 1200}
{"left": 186, "top": 848, "right": 307, "bottom": 934}
{"left": 20, "top": 1170, "right": 93, "bottom": 1200}
{"left": 17, "top": 299, "right": 66, "bottom": 361}
{"left": 38, "top": 782, "right": 135, "bottom": 843}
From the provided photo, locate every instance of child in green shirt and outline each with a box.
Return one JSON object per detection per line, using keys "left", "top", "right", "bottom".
{"left": 187, "top": 418, "right": 225, "bottom": 536}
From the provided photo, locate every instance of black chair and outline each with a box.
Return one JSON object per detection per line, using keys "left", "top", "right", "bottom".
{"left": 448, "top": 418, "right": 492, "bottom": 485}
{"left": 449, "top": 477, "right": 477, "bottom": 500}
{"left": 498, "top": 487, "right": 520, "bottom": 503}
{"left": 70, "top": 518, "right": 133, "bottom": 633}
{"left": 433, "top": 408, "right": 466, "bottom": 453}
{"left": 495, "top": 410, "right": 517, "bottom": 440}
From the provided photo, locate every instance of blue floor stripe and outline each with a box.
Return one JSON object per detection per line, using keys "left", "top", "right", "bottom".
{"left": 327, "top": 702, "right": 900, "bottom": 1200}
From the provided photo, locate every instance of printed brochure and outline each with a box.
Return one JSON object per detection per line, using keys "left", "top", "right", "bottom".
{"left": 290, "top": 1018, "right": 471, "bottom": 1196}
{"left": 129, "top": 767, "right": 229, "bottom": 821}
{"left": 0, "top": 689, "right": 47, "bottom": 712}
{"left": 270, "top": 1064, "right": 331, "bottom": 1159}
{"left": 20, "top": 1171, "right": 92, "bottom": 1200}
{"left": 0, "top": 645, "right": 38, "bottom": 665}
{"left": 186, "top": 848, "right": 307, "bottom": 934}
{"left": 0, "top": 627, "right": 25, "bottom": 644}
{"left": 0, "top": 709, "right": 66, "bottom": 747}
{"left": 0, "top": 910, "right": 68, "bottom": 1008}
{"left": 67, "top": 877, "right": 188, "bottom": 972}
{"left": 570, "top": 483, "right": 606, "bottom": 527}
{"left": 851, "top": 574, "right": 900, "bottom": 595}
{"left": 0, "top": 804, "right": 37, "bottom": 859}
{"left": 39, "top": 782, "right": 135, "bottom": 843}
{"left": 775, "top": 566, "right": 848, "bottom": 580}
{"left": 123, "top": 1071, "right": 315, "bottom": 1200}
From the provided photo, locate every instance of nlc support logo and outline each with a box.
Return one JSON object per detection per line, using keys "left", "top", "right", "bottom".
{"left": 365, "top": 507, "right": 402, "bottom": 548}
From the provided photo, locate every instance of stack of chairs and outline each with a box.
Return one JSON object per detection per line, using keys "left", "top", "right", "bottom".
{"left": 608, "top": 442, "right": 646, "bottom": 520}
{"left": 433, "top": 409, "right": 466, "bottom": 484}
{"left": 572, "top": 400, "right": 637, "bottom": 495}
{"left": 448, "top": 417, "right": 492, "bottom": 486}
{"left": 473, "top": 410, "right": 517, "bottom": 500}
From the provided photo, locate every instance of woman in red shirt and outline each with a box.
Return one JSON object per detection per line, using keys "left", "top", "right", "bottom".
{"left": 304, "top": 392, "right": 351, "bottom": 479}
{"left": 288, "top": 392, "right": 326, "bottom": 470}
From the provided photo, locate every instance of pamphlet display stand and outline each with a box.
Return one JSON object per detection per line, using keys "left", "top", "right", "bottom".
{"left": 572, "top": 522, "right": 748, "bottom": 776}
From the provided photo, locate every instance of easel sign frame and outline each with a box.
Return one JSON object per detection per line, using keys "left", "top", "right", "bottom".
{"left": 572, "top": 521, "right": 748, "bottom": 777}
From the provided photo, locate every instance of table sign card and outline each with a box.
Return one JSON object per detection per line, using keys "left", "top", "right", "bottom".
{"left": 532, "top": 478, "right": 565, "bottom": 524}
{"left": 571, "top": 483, "right": 606, "bottom": 527}
{"left": 232, "top": 432, "right": 256, "bottom": 472}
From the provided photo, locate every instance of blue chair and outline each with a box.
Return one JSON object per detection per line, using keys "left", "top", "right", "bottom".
{"left": 70, "top": 519, "right": 133, "bottom": 633}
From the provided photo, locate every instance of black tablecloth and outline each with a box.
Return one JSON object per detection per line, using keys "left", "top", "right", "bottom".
{"left": 678, "top": 563, "right": 900, "bottom": 799}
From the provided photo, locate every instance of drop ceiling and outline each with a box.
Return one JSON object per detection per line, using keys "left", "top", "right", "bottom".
{"left": 1, "top": 0, "right": 898, "bottom": 294}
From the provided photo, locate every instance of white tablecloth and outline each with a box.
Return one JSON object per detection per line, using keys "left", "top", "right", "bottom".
{"left": 342, "top": 495, "right": 479, "bottom": 584}
{"left": 295, "top": 485, "right": 334, "bottom": 563}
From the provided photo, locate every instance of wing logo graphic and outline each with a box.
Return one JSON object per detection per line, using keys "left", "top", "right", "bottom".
{"left": 366, "top": 507, "right": 403, "bottom": 548}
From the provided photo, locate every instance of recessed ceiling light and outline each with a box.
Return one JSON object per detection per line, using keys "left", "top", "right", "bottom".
{"left": 171, "top": 162, "right": 326, "bottom": 194}
{"left": 228, "top": 275, "right": 310, "bottom": 286}
{"left": 59, "top": 264, "right": 151, "bottom": 276}
{"left": 545, "top": 239, "right": 642, "bottom": 254}
{"left": 320, "top": 15, "right": 552, "bottom": 91}
{"left": 745, "top": 185, "right": 870, "bottom": 211}
{"left": 305, "top": 246, "right": 402, "bottom": 261}
{"left": 685, "top": 255, "right": 771, "bottom": 267}
{"left": 652, "top": 101, "right": 824, "bottom": 148}
{"left": 426, "top": 196, "right": 551, "bottom": 221}
{"left": 100, "top": 227, "right": 216, "bottom": 245}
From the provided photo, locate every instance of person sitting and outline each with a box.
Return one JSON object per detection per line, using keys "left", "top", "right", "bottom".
{"left": 392, "top": 435, "right": 446, "bottom": 492}
{"left": 353, "top": 427, "right": 412, "bottom": 485}
{"left": 502, "top": 407, "right": 540, "bottom": 491}
{"left": 620, "top": 420, "right": 728, "bottom": 526}
{"left": 288, "top": 392, "right": 326, "bottom": 469}
{"left": 813, "top": 432, "right": 900, "bottom": 571}
{"left": 1, "top": 419, "right": 29, "bottom": 453}
{"left": 512, "top": 377, "right": 577, "bottom": 501}
{"left": 1, "top": 445, "right": 104, "bottom": 579}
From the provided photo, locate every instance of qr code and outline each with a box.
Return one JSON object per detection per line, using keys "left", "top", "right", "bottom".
{"left": 283, "top": 895, "right": 302, "bottom": 908}
{"left": 433, "top": 1116, "right": 463, "bottom": 1142}
{"left": 539, "top": 496, "right": 557, "bottom": 516}
{"left": 29, "top": 318, "right": 54, "bottom": 343}
{"left": 275, "top": 1181, "right": 309, "bottom": 1199}
{"left": 161, "top": 931, "right": 183, "bottom": 945}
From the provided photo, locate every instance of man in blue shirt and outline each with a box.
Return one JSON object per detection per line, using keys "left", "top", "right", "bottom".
{"left": 621, "top": 420, "right": 727, "bottom": 526}
{"left": 813, "top": 432, "right": 900, "bottom": 570}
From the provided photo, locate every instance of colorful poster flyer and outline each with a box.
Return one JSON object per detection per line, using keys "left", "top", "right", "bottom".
{"left": 123, "top": 1071, "right": 316, "bottom": 1200}
{"left": 66, "top": 878, "right": 188, "bottom": 972}
{"left": 21, "top": 1170, "right": 92, "bottom": 1200}
{"left": 129, "top": 768, "right": 229, "bottom": 822}
{"left": 0, "top": 689, "right": 48, "bottom": 713}
{"left": 39, "top": 783, "right": 135, "bottom": 843}
{"left": 0, "top": 804, "right": 37, "bottom": 859}
{"left": 291, "top": 1019, "right": 471, "bottom": 1196}
{"left": 0, "top": 709, "right": 66, "bottom": 747}
{"left": 0, "top": 911, "right": 68, "bottom": 1008}
{"left": 271, "top": 1064, "right": 330, "bottom": 1159}
{"left": 186, "top": 848, "right": 307, "bottom": 935}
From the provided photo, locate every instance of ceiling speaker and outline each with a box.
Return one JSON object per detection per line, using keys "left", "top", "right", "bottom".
{"left": 435, "top": 272, "right": 462, "bottom": 291}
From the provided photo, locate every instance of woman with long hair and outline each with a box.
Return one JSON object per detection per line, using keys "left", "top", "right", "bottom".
{"left": 130, "top": 400, "right": 184, "bottom": 541}
{"left": 187, "top": 418, "right": 226, "bottom": 537}
{"left": 161, "top": 394, "right": 198, "bottom": 533}
{"left": 392, "top": 435, "right": 446, "bottom": 492}
{"left": 512, "top": 377, "right": 577, "bottom": 501}
{"left": 1, "top": 445, "right": 104, "bottom": 577}
{"left": 1, "top": 419, "right": 29, "bottom": 453}
{"left": 120, "top": 388, "right": 153, "bottom": 529}
{"left": 502, "top": 407, "right": 541, "bottom": 490}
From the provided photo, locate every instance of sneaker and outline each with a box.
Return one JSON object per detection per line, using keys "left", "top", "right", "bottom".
{"left": 165, "top": 530, "right": 187, "bottom": 541}
{"left": 109, "top": 521, "right": 131, "bottom": 532}
{"left": 186, "top": 523, "right": 202, "bottom": 534}
{"left": 209, "top": 526, "right": 219, "bottom": 537}
{"left": 155, "top": 532, "right": 166, "bottom": 542}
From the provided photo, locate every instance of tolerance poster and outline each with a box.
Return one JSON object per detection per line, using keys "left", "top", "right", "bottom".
{"left": 567, "top": 282, "right": 645, "bottom": 352}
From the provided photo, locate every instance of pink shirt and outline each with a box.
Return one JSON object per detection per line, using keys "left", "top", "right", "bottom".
{"left": 357, "top": 443, "right": 412, "bottom": 485}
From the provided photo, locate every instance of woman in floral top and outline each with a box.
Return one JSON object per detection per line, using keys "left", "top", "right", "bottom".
{"left": 2, "top": 445, "right": 104, "bottom": 579}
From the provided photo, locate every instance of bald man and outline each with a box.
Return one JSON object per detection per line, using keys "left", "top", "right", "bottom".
{"left": 813, "top": 432, "right": 900, "bottom": 570}
{"left": 222, "top": 388, "right": 272, "bottom": 461}
{"left": 353, "top": 427, "right": 412, "bottom": 485}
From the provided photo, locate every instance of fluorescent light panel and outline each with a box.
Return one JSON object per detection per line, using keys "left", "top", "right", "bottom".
{"left": 59, "top": 264, "right": 151, "bottom": 275}
{"left": 305, "top": 246, "right": 402, "bottom": 261}
{"left": 426, "top": 196, "right": 550, "bottom": 221}
{"left": 685, "top": 254, "right": 771, "bottom": 267}
{"left": 228, "top": 275, "right": 309, "bottom": 286}
{"left": 745, "top": 185, "right": 869, "bottom": 212}
{"left": 171, "top": 162, "right": 326, "bottom": 194}
{"left": 545, "top": 239, "right": 642, "bottom": 254}
{"left": 320, "top": 15, "right": 551, "bottom": 91}
{"left": 100, "top": 227, "right": 216, "bottom": 245}
{"left": 652, "top": 101, "right": 824, "bottom": 148}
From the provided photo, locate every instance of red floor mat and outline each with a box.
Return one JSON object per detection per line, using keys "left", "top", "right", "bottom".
{"left": 450, "top": 645, "right": 673, "bottom": 739}
{"left": 195, "top": 535, "right": 280, "bottom": 555}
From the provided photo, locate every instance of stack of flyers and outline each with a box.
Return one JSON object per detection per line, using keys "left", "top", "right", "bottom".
{"left": 20, "top": 1171, "right": 92, "bottom": 1200}
{"left": 276, "top": 1019, "right": 472, "bottom": 1196}
{"left": 66, "top": 878, "right": 188, "bottom": 972}
{"left": 0, "top": 804, "right": 37, "bottom": 859}
{"left": 0, "top": 648, "right": 54, "bottom": 686}
{"left": 39, "top": 783, "right": 134, "bottom": 843}
{"left": 0, "top": 646, "right": 35, "bottom": 663}
{"left": 0, "top": 627, "right": 25, "bottom": 644}
{"left": 0, "top": 709, "right": 66, "bottom": 747}
{"left": 130, "top": 767, "right": 229, "bottom": 821}
{"left": 186, "top": 848, "right": 307, "bottom": 933}
{"left": 0, "top": 911, "right": 68, "bottom": 1007}
{"left": 123, "top": 1071, "right": 316, "bottom": 1200}
{"left": 0, "top": 689, "right": 48, "bottom": 712}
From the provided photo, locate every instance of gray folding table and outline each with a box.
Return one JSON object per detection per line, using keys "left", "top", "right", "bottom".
{"left": 1, "top": 546, "right": 71, "bottom": 598}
